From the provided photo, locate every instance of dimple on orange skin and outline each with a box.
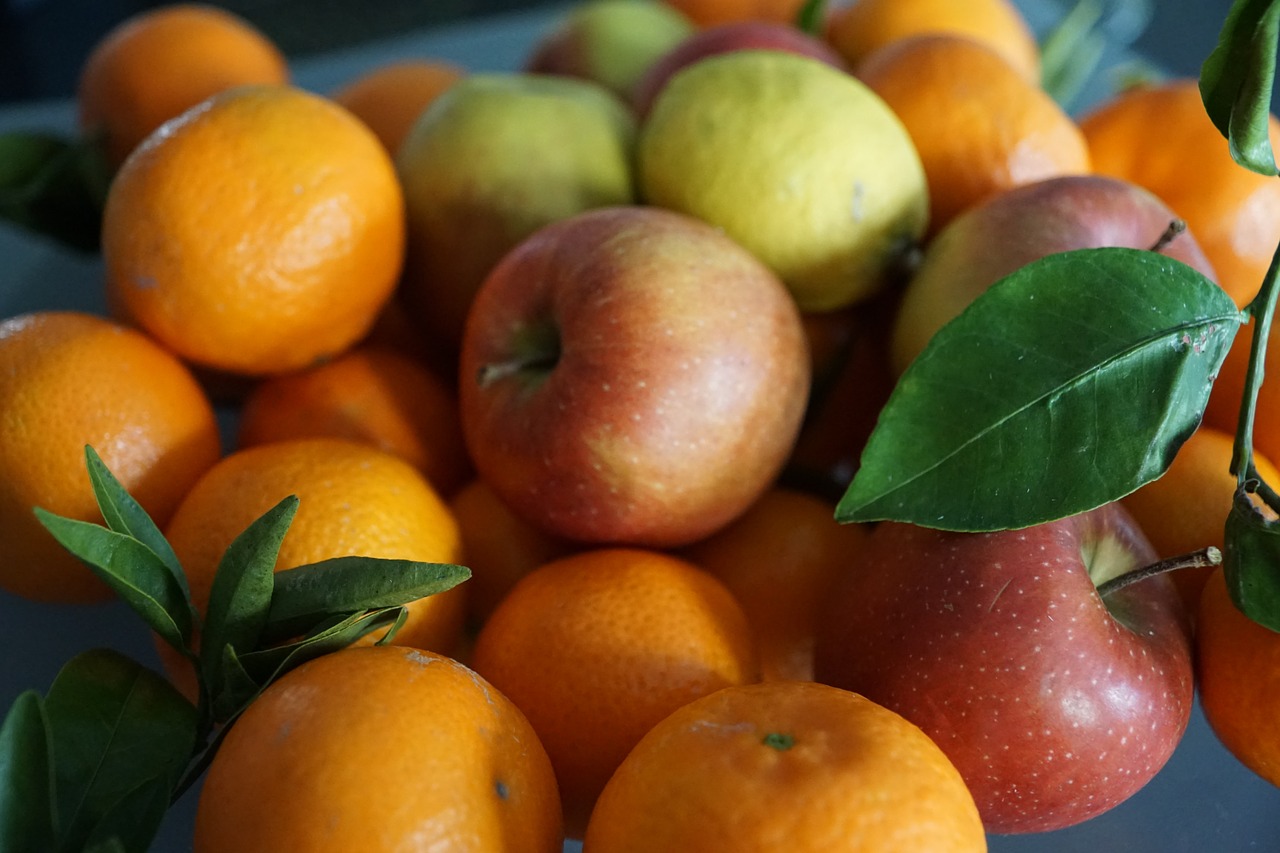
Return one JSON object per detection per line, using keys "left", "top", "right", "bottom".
{"left": 194, "top": 646, "right": 564, "bottom": 852}
{"left": 814, "top": 504, "right": 1194, "bottom": 834}
{"left": 0, "top": 311, "right": 222, "bottom": 603}
{"left": 102, "top": 84, "right": 405, "bottom": 377}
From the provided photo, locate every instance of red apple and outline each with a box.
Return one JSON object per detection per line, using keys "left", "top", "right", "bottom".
{"left": 631, "top": 20, "right": 848, "bottom": 118}
{"left": 813, "top": 502, "right": 1194, "bottom": 834}
{"left": 457, "top": 205, "right": 811, "bottom": 547}
{"left": 889, "top": 174, "right": 1219, "bottom": 376}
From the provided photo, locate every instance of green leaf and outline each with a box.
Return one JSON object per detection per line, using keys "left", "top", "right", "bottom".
{"left": 34, "top": 510, "right": 192, "bottom": 651}
{"left": 1039, "top": 0, "right": 1108, "bottom": 111}
{"left": 794, "top": 0, "right": 826, "bottom": 35}
{"left": 837, "top": 248, "right": 1244, "bottom": 531}
{"left": 199, "top": 496, "right": 298, "bottom": 700}
{"left": 0, "top": 131, "right": 107, "bottom": 253}
{"left": 264, "top": 557, "right": 470, "bottom": 642}
{"left": 239, "top": 608, "right": 407, "bottom": 687}
{"left": 1199, "top": 0, "right": 1280, "bottom": 175}
{"left": 43, "top": 650, "right": 198, "bottom": 853}
{"left": 0, "top": 691, "right": 57, "bottom": 853}
{"left": 209, "top": 642, "right": 266, "bottom": 725}
{"left": 84, "top": 446, "right": 192, "bottom": 605}
{"left": 1223, "top": 486, "right": 1280, "bottom": 631}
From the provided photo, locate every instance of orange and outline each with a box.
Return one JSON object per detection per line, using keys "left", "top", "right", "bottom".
{"left": 1196, "top": 567, "right": 1280, "bottom": 788}
{"left": 582, "top": 680, "right": 987, "bottom": 852}
{"left": 681, "top": 487, "right": 870, "bottom": 681}
{"left": 236, "top": 344, "right": 472, "bottom": 498}
{"left": 77, "top": 3, "right": 288, "bottom": 168}
{"left": 194, "top": 645, "right": 563, "bottom": 852}
{"left": 449, "top": 478, "right": 578, "bottom": 628}
{"left": 856, "top": 34, "right": 1091, "bottom": 234}
{"left": 1080, "top": 78, "right": 1280, "bottom": 308}
{"left": 331, "top": 59, "right": 465, "bottom": 155}
{"left": 1121, "top": 426, "right": 1280, "bottom": 614}
{"left": 159, "top": 438, "right": 467, "bottom": 695}
{"left": 825, "top": 0, "right": 1040, "bottom": 83}
{"left": 102, "top": 84, "right": 405, "bottom": 377}
{"left": 0, "top": 311, "right": 221, "bottom": 603}
{"left": 659, "top": 0, "right": 806, "bottom": 27}
{"left": 470, "top": 548, "right": 758, "bottom": 837}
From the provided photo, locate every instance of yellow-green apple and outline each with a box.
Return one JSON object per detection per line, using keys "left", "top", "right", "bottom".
{"left": 889, "top": 174, "right": 1218, "bottom": 376}
{"left": 631, "top": 20, "right": 848, "bottom": 117}
{"left": 813, "top": 502, "right": 1194, "bottom": 834}
{"left": 525, "top": 0, "right": 695, "bottom": 99}
{"left": 457, "top": 205, "right": 811, "bottom": 547}
{"left": 396, "top": 73, "right": 637, "bottom": 371}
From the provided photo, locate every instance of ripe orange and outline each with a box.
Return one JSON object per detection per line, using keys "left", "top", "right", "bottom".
{"left": 681, "top": 487, "right": 870, "bottom": 682}
{"left": 0, "top": 311, "right": 221, "bottom": 603}
{"left": 77, "top": 3, "right": 289, "bottom": 168}
{"left": 331, "top": 59, "right": 465, "bottom": 155}
{"left": 582, "top": 680, "right": 987, "bottom": 852}
{"left": 1121, "top": 426, "right": 1280, "bottom": 614}
{"left": 659, "top": 0, "right": 806, "bottom": 27}
{"left": 159, "top": 438, "right": 467, "bottom": 694}
{"left": 470, "top": 548, "right": 758, "bottom": 836}
{"left": 1196, "top": 568, "right": 1280, "bottom": 788}
{"left": 449, "top": 478, "right": 577, "bottom": 628}
{"left": 1079, "top": 78, "right": 1280, "bottom": 308}
{"left": 102, "top": 84, "right": 405, "bottom": 377}
{"left": 825, "top": 0, "right": 1041, "bottom": 83}
{"left": 194, "top": 645, "right": 563, "bottom": 852}
{"left": 856, "top": 34, "right": 1091, "bottom": 234}
{"left": 236, "top": 344, "right": 472, "bottom": 498}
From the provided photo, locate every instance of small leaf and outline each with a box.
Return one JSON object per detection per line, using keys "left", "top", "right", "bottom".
{"left": 84, "top": 446, "right": 192, "bottom": 604}
{"left": 264, "top": 557, "right": 470, "bottom": 642}
{"left": 43, "top": 650, "right": 198, "bottom": 853}
{"left": 0, "top": 691, "right": 57, "bottom": 853}
{"left": 209, "top": 645, "right": 265, "bottom": 725}
{"left": 0, "top": 131, "right": 107, "bottom": 253}
{"left": 838, "top": 248, "right": 1244, "bottom": 531}
{"left": 239, "top": 608, "right": 406, "bottom": 687}
{"left": 1223, "top": 487, "right": 1280, "bottom": 631}
{"left": 34, "top": 510, "right": 192, "bottom": 651}
{"left": 794, "top": 0, "right": 826, "bottom": 35}
{"left": 199, "top": 496, "right": 298, "bottom": 698}
{"left": 1199, "top": 0, "right": 1280, "bottom": 175}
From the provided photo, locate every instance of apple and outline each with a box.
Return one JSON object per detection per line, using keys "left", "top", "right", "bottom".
{"left": 813, "top": 502, "right": 1195, "bottom": 834}
{"left": 457, "top": 205, "right": 811, "bottom": 548}
{"left": 525, "top": 0, "right": 695, "bottom": 99}
{"left": 889, "top": 174, "right": 1219, "bottom": 376}
{"left": 631, "top": 20, "right": 849, "bottom": 118}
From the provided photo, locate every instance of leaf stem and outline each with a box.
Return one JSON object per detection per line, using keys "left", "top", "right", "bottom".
{"left": 1096, "top": 546, "right": 1222, "bottom": 598}
{"left": 1232, "top": 233, "right": 1280, "bottom": 509}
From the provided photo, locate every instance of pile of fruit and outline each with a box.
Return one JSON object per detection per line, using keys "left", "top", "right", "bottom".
{"left": 2, "top": 0, "right": 1279, "bottom": 850}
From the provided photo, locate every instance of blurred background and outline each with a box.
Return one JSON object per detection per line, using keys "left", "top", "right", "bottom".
{"left": 0, "top": 0, "right": 1240, "bottom": 106}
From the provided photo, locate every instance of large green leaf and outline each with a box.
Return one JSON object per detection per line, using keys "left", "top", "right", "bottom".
{"left": 264, "top": 557, "right": 470, "bottom": 642}
{"left": 199, "top": 496, "right": 298, "bottom": 700}
{"left": 34, "top": 511, "right": 192, "bottom": 651}
{"left": 43, "top": 650, "right": 197, "bottom": 853}
{"left": 1200, "top": 0, "right": 1280, "bottom": 175}
{"left": 837, "top": 248, "right": 1243, "bottom": 531}
{"left": 0, "top": 691, "right": 57, "bottom": 853}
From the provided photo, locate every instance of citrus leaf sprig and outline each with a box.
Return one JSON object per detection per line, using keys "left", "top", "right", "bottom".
{"left": 0, "top": 446, "right": 471, "bottom": 852}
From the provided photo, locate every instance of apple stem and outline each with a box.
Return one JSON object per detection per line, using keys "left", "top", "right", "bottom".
{"left": 1148, "top": 219, "right": 1187, "bottom": 254}
{"left": 1096, "top": 546, "right": 1222, "bottom": 599}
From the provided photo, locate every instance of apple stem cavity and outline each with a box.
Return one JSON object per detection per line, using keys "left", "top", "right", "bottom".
{"left": 1095, "top": 545, "right": 1222, "bottom": 599}
{"left": 475, "top": 321, "right": 561, "bottom": 388}
{"left": 1148, "top": 219, "right": 1187, "bottom": 254}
